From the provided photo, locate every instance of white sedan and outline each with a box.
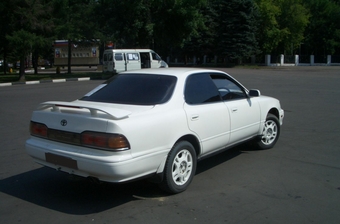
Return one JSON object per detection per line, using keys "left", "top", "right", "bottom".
{"left": 26, "top": 68, "right": 284, "bottom": 194}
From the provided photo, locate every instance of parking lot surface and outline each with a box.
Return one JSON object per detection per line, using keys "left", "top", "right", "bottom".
{"left": 1, "top": 66, "right": 340, "bottom": 223}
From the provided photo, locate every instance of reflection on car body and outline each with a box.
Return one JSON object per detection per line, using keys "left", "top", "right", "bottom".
{"left": 26, "top": 68, "right": 284, "bottom": 194}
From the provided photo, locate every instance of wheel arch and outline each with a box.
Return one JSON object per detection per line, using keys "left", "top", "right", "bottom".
{"left": 175, "top": 134, "right": 201, "bottom": 158}
{"left": 268, "top": 107, "right": 280, "bottom": 119}
{"left": 258, "top": 107, "right": 280, "bottom": 136}
{"left": 152, "top": 134, "right": 200, "bottom": 184}
{"left": 154, "top": 134, "right": 200, "bottom": 177}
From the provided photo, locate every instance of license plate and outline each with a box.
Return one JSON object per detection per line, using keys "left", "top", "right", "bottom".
{"left": 45, "top": 153, "right": 78, "bottom": 170}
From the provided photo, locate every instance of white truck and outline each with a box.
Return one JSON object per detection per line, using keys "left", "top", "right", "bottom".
{"left": 102, "top": 49, "right": 168, "bottom": 73}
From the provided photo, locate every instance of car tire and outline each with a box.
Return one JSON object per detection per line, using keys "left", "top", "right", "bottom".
{"left": 159, "top": 141, "right": 197, "bottom": 194}
{"left": 256, "top": 113, "right": 280, "bottom": 150}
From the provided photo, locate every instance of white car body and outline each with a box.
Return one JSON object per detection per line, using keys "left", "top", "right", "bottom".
{"left": 26, "top": 68, "right": 284, "bottom": 193}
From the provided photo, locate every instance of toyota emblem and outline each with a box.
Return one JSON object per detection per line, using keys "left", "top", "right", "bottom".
{"left": 60, "top": 119, "right": 67, "bottom": 126}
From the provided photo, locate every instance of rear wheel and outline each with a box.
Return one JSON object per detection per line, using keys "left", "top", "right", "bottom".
{"left": 160, "top": 141, "right": 197, "bottom": 194}
{"left": 257, "top": 114, "right": 280, "bottom": 149}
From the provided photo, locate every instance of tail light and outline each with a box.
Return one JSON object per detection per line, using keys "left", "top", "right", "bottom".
{"left": 81, "top": 131, "right": 130, "bottom": 151}
{"left": 30, "top": 122, "right": 48, "bottom": 138}
{"left": 29, "top": 121, "right": 130, "bottom": 151}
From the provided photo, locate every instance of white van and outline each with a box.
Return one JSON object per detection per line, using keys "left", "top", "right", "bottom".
{"left": 103, "top": 49, "right": 168, "bottom": 73}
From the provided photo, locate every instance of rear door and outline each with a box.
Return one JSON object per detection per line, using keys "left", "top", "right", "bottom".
{"left": 103, "top": 51, "right": 113, "bottom": 72}
{"left": 113, "top": 52, "right": 125, "bottom": 73}
{"left": 183, "top": 73, "right": 230, "bottom": 155}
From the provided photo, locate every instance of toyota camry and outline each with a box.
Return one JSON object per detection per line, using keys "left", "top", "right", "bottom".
{"left": 26, "top": 68, "right": 284, "bottom": 194}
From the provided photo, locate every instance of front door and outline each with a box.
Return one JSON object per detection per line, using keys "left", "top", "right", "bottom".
{"left": 211, "top": 75, "right": 261, "bottom": 144}
{"left": 150, "top": 51, "right": 162, "bottom": 68}
{"left": 226, "top": 98, "right": 261, "bottom": 144}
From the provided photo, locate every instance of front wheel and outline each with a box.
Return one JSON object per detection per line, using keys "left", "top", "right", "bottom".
{"left": 159, "top": 141, "right": 197, "bottom": 194}
{"left": 256, "top": 114, "right": 280, "bottom": 150}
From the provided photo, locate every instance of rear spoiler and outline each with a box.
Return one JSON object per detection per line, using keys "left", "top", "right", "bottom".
{"left": 38, "top": 101, "right": 131, "bottom": 120}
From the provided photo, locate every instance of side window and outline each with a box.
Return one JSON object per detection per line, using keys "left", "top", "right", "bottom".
{"left": 151, "top": 52, "right": 161, "bottom": 61}
{"left": 211, "top": 75, "right": 247, "bottom": 101}
{"left": 185, "top": 73, "right": 221, "bottom": 105}
{"left": 114, "top": 53, "right": 123, "bottom": 61}
{"left": 127, "top": 53, "right": 139, "bottom": 61}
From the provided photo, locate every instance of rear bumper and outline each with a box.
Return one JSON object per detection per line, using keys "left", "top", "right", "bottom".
{"left": 25, "top": 138, "right": 167, "bottom": 183}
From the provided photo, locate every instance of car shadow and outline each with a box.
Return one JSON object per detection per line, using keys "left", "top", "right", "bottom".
{"left": 0, "top": 144, "right": 250, "bottom": 215}
{"left": 196, "top": 143, "right": 252, "bottom": 175}
{"left": 0, "top": 167, "right": 165, "bottom": 215}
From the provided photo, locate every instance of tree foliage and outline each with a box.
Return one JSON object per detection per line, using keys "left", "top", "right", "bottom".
{"left": 277, "top": 0, "right": 310, "bottom": 54}
{"left": 304, "top": 0, "right": 340, "bottom": 54}
{"left": 3, "top": 0, "right": 54, "bottom": 79}
{"left": 1, "top": 0, "right": 340, "bottom": 78}
{"left": 215, "top": 0, "right": 259, "bottom": 63}
{"left": 255, "top": 0, "right": 310, "bottom": 55}
{"left": 255, "top": 0, "right": 281, "bottom": 54}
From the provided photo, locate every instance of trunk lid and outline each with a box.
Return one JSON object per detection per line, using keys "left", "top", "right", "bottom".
{"left": 31, "top": 100, "right": 153, "bottom": 133}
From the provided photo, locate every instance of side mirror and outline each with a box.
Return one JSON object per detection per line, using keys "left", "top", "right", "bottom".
{"left": 249, "top": 89, "right": 261, "bottom": 97}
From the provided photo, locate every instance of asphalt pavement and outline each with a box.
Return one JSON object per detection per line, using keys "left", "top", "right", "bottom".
{"left": 0, "top": 66, "right": 339, "bottom": 223}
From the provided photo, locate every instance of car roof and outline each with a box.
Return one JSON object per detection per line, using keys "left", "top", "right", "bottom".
{"left": 119, "top": 67, "right": 228, "bottom": 78}
{"left": 104, "top": 49, "right": 154, "bottom": 53}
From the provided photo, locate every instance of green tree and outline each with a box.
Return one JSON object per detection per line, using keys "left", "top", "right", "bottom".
{"left": 255, "top": 0, "right": 282, "bottom": 54}
{"left": 0, "top": 0, "right": 19, "bottom": 75}
{"left": 181, "top": 0, "right": 218, "bottom": 60}
{"left": 7, "top": 30, "right": 38, "bottom": 79}
{"left": 94, "top": 0, "right": 154, "bottom": 48}
{"left": 215, "top": 0, "right": 259, "bottom": 64}
{"left": 303, "top": 0, "right": 340, "bottom": 55}
{"left": 95, "top": 0, "right": 207, "bottom": 57}
{"left": 6, "top": 0, "right": 54, "bottom": 80}
{"left": 276, "top": 0, "right": 310, "bottom": 54}
{"left": 52, "top": 0, "right": 100, "bottom": 73}
{"left": 152, "top": 0, "right": 207, "bottom": 54}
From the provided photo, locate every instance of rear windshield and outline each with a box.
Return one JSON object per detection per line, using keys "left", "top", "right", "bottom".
{"left": 80, "top": 74, "right": 177, "bottom": 105}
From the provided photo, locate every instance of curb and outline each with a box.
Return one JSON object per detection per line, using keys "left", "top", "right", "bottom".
{"left": 0, "top": 77, "right": 91, "bottom": 87}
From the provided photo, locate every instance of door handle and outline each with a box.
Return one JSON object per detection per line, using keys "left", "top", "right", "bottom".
{"left": 231, "top": 108, "right": 238, "bottom": 112}
{"left": 191, "top": 115, "right": 199, "bottom": 121}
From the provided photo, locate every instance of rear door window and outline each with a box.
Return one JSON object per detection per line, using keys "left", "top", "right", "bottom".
{"left": 185, "top": 73, "right": 221, "bottom": 105}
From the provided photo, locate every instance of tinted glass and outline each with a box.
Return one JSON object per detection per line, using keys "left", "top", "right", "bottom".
{"left": 185, "top": 73, "right": 221, "bottom": 105}
{"left": 114, "top": 53, "right": 123, "bottom": 61}
{"left": 80, "top": 74, "right": 177, "bottom": 105}
{"left": 211, "top": 75, "right": 246, "bottom": 100}
{"left": 152, "top": 52, "right": 161, "bottom": 60}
